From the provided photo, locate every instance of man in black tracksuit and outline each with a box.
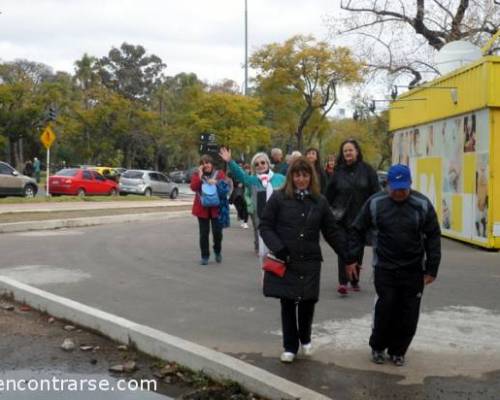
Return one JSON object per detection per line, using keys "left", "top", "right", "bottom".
{"left": 346, "top": 164, "right": 441, "bottom": 366}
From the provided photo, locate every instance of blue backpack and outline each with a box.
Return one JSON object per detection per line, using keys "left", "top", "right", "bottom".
{"left": 201, "top": 171, "right": 220, "bottom": 208}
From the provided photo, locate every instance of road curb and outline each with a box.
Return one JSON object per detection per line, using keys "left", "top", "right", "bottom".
{"left": 0, "top": 211, "right": 191, "bottom": 234}
{"left": 0, "top": 277, "right": 332, "bottom": 400}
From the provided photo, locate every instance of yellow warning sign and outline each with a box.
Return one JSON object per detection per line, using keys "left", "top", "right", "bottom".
{"left": 40, "top": 126, "right": 56, "bottom": 149}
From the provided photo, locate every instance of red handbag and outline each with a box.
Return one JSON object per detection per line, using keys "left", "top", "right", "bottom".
{"left": 262, "top": 254, "right": 286, "bottom": 278}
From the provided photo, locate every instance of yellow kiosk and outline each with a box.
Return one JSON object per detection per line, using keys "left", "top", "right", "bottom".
{"left": 389, "top": 54, "right": 500, "bottom": 249}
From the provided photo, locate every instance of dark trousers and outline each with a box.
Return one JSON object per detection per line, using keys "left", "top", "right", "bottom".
{"left": 250, "top": 212, "right": 259, "bottom": 252}
{"left": 337, "top": 224, "right": 363, "bottom": 286}
{"left": 197, "top": 217, "right": 222, "bottom": 259}
{"left": 233, "top": 196, "right": 248, "bottom": 223}
{"left": 370, "top": 268, "right": 424, "bottom": 357}
{"left": 280, "top": 298, "right": 316, "bottom": 354}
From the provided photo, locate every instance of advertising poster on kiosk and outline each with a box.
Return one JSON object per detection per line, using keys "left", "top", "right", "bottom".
{"left": 392, "top": 109, "right": 490, "bottom": 243}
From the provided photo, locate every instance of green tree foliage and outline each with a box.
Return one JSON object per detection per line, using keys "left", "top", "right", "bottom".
{"left": 149, "top": 73, "right": 205, "bottom": 168}
{"left": 323, "top": 111, "right": 390, "bottom": 170}
{"left": 98, "top": 43, "right": 166, "bottom": 102}
{"left": 251, "top": 35, "right": 362, "bottom": 151}
{"left": 191, "top": 92, "right": 270, "bottom": 158}
{"left": 0, "top": 43, "right": 267, "bottom": 171}
{"left": 0, "top": 60, "right": 54, "bottom": 168}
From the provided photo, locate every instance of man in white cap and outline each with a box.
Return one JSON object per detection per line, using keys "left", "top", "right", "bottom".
{"left": 346, "top": 164, "right": 441, "bottom": 366}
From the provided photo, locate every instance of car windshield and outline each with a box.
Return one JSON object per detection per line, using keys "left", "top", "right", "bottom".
{"left": 56, "top": 169, "right": 78, "bottom": 177}
{"left": 122, "top": 171, "right": 144, "bottom": 179}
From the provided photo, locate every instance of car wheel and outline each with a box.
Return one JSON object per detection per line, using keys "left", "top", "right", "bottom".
{"left": 23, "top": 184, "right": 36, "bottom": 198}
{"left": 109, "top": 188, "right": 118, "bottom": 196}
{"left": 77, "top": 188, "right": 86, "bottom": 197}
{"left": 170, "top": 188, "right": 179, "bottom": 199}
{"left": 144, "top": 188, "right": 152, "bottom": 197}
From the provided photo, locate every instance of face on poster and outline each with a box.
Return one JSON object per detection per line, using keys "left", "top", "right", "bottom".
{"left": 464, "top": 114, "right": 477, "bottom": 153}
{"left": 474, "top": 153, "right": 489, "bottom": 239}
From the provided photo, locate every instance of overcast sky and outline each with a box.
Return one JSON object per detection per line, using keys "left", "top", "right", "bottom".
{"left": 0, "top": 0, "right": 339, "bottom": 89}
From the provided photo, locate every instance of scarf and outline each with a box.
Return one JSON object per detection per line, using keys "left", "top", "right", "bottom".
{"left": 257, "top": 170, "right": 275, "bottom": 258}
{"left": 294, "top": 189, "right": 311, "bottom": 201}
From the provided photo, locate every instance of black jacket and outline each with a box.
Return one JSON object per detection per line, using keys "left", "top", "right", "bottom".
{"left": 325, "top": 161, "right": 380, "bottom": 226}
{"left": 259, "top": 190, "right": 346, "bottom": 300}
{"left": 347, "top": 190, "right": 441, "bottom": 277}
{"left": 315, "top": 165, "right": 328, "bottom": 195}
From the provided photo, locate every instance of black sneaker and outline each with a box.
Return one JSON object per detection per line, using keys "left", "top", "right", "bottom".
{"left": 371, "top": 350, "right": 385, "bottom": 364}
{"left": 390, "top": 354, "right": 405, "bottom": 366}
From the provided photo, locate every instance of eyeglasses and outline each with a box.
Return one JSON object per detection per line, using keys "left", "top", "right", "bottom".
{"left": 254, "top": 161, "right": 267, "bottom": 167}
{"left": 201, "top": 161, "right": 212, "bottom": 165}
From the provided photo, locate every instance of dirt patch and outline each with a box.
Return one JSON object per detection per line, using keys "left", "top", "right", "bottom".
{"left": 0, "top": 206, "right": 191, "bottom": 224}
{"left": 0, "top": 296, "right": 264, "bottom": 400}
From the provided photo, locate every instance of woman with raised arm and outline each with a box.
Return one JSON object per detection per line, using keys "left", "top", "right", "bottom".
{"left": 219, "top": 147, "right": 285, "bottom": 258}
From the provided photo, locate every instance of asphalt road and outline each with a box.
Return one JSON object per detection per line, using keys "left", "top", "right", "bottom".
{"left": 1, "top": 217, "right": 499, "bottom": 399}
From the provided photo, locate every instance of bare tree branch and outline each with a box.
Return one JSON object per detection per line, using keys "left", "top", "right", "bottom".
{"left": 332, "top": 0, "right": 500, "bottom": 86}
{"left": 449, "top": 0, "right": 469, "bottom": 40}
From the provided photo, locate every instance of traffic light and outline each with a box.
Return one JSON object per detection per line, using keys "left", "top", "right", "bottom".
{"left": 48, "top": 107, "right": 57, "bottom": 122}
{"left": 199, "top": 132, "right": 218, "bottom": 154}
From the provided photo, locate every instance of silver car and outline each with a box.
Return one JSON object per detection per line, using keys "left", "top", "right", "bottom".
{"left": 119, "top": 170, "right": 179, "bottom": 199}
{"left": 0, "top": 161, "right": 38, "bottom": 198}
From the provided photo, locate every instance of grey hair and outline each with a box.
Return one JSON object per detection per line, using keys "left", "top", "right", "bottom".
{"left": 288, "top": 150, "right": 302, "bottom": 163}
{"left": 271, "top": 148, "right": 283, "bottom": 157}
{"left": 250, "top": 152, "right": 271, "bottom": 174}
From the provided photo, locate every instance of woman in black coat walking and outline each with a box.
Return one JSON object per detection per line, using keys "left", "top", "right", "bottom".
{"left": 325, "top": 139, "right": 380, "bottom": 296}
{"left": 259, "top": 157, "right": 346, "bottom": 363}
{"left": 305, "top": 147, "right": 327, "bottom": 194}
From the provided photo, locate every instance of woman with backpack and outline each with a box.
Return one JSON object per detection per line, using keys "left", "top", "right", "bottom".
{"left": 219, "top": 147, "right": 286, "bottom": 260}
{"left": 190, "top": 154, "right": 226, "bottom": 265}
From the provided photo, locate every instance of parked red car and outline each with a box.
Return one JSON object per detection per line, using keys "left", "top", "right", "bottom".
{"left": 48, "top": 168, "right": 118, "bottom": 196}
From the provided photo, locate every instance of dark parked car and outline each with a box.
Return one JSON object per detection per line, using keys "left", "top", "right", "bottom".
{"left": 0, "top": 161, "right": 38, "bottom": 198}
{"left": 169, "top": 170, "right": 187, "bottom": 184}
{"left": 169, "top": 167, "right": 198, "bottom": 184}
{"left": 184, "top": 167, "right": 198, "bottom": 183}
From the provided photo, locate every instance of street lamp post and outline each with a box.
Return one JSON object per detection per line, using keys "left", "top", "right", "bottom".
{"left": 244, "top": 0, "right": 248, "bottom": 95}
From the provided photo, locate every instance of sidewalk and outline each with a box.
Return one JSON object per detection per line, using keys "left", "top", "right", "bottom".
{"left": 0, "top": 199, "right": 192, "bottom": 214}
{"left": 0, "top": 199, "right": 194, "bottom": 232}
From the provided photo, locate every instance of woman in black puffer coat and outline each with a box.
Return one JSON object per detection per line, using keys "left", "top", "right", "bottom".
{"left": 305, "top": 147, "right": 327, "bottom": 194}
{"left": 325, "top": 139, "right": 380, "bottom": 296}
{"left": 259, "top": 157, "right": 346, "bottom": 363}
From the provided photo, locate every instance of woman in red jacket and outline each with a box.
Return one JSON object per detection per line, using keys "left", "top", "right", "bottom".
{"left": 191, "top": 154, "right": 226, "bottom": 265}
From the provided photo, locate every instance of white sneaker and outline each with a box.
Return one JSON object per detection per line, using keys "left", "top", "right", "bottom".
{"left": 280, "top": 352, "right": 295, "bottom": 363}
{"left": 241, "top": 222, "right": 249, "bottom": 229}
{"left": 302, "top": 343, "right": 313, "bottom": 356}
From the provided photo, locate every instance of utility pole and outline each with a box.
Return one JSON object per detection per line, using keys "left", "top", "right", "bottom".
{"left": 244, "top": 0, "right": 248, "bottom": 95}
